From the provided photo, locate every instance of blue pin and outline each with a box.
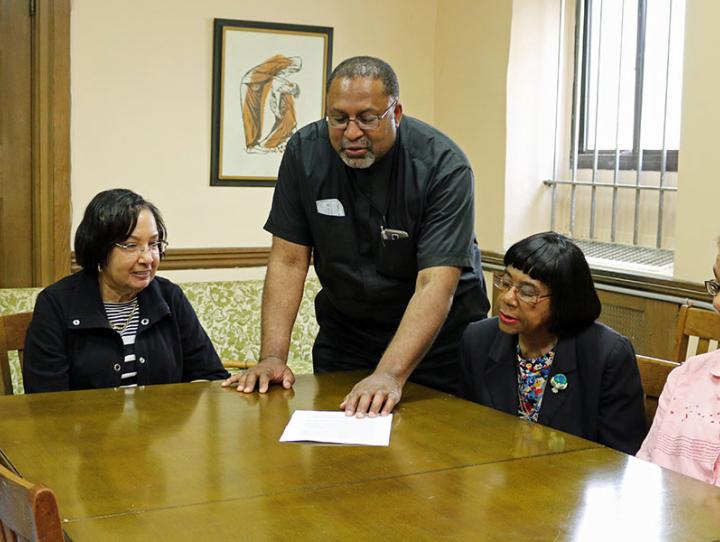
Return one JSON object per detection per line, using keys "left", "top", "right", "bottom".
{"left": 550, "top": 373, "right": 568, "bottom": 393}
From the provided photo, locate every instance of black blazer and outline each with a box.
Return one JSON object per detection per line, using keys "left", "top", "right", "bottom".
{"left": 23, "top": 271, "right": 229, "bottom": 393}
{"left": 460, "top": 318, "right": 647, "bottom": 454}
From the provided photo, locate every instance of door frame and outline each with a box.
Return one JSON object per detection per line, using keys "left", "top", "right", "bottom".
{"left": 32, "top": 0, "right": 71, "bottom": 286}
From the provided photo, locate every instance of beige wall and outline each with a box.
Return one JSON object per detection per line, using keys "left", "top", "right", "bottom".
{"left": 70, "top": 0, "right": 438, "bottom": 280}
{"left": 70, "top": 0, "right": 717, "bottom": 284}
{"left": 504, "top": 0, "right": 559, "bottom": 248}
{"left": 674, "top": 0, "right": 720, "bottom": 282}
{"left": 434, "top": 0, "right": 512, "bottom": 255}
{"left": 452, "top": 0, "right": 714, "bottom": 283}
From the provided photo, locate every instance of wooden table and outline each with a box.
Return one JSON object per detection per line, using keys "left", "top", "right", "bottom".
{"left": 1, "top": 372, "right": 719, "bottom": 540}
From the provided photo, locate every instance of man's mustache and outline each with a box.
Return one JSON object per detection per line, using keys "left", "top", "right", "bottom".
{"left": 341, "top": 137, "right": 371, "bottom": 150}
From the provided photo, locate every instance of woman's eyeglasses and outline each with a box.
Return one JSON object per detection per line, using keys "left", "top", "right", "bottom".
{"left": 493, "top": 274, "right": 551, "bottom": 306}
{"left": 114, "top": 240, "right": 168, "bottom": 256}
{"left": 705, "top": 279, "right": 720, "bottom": 297}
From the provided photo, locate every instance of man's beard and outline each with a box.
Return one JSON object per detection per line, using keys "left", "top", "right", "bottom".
{"left": 337, "top": 137, "right": 375, "bottom": 169}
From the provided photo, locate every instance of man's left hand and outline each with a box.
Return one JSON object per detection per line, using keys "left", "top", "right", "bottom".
{"left": 339, "top": 371, "right": 403, "bottom": 418}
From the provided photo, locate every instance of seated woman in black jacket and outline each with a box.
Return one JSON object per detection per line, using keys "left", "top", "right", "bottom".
{"left": 460, "top": 232, "right": 646, "bottom": 454}
{"left": 23, "top": 189, "right": 229, "bottom": 392}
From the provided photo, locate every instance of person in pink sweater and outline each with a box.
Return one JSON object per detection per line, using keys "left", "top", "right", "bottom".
{"left": 636, "top": 244, "right": 720, "bottom": 486}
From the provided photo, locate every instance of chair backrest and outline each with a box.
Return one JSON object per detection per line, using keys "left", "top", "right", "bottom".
{"left": 0, "top": 463, "right": 64, "bottom": 542}
{"left": 0, "top": 312, "right": 33, "bottom": 395}
{"left": 671, "top": 303, "right": 720, "bottom": 362}
{"left": 636, "top": 354, "right": 680, "bottom": 429}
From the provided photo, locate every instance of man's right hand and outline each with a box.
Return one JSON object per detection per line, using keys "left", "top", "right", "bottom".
{"left": 221, "top": 357, "right": 295, "bottom": 393}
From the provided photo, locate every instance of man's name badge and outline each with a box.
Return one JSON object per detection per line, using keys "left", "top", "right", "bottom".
{"left": 316, "top": 199, "right": 345, "bottom": 217}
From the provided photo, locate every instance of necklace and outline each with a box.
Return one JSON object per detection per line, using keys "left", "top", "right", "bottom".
{"left": 109, "top": 300, "right": 138, "bottom": 334}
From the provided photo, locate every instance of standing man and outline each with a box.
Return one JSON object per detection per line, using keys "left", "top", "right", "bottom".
{"left": 223, "top": 56, "right": 490, "bottom": 416}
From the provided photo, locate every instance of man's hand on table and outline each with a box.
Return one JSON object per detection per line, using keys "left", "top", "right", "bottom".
{"left": 340, "top": 371, "right": 403, "bottom": 418}
{"left": 221, "top": 357, "right": 295, "bottom": 393}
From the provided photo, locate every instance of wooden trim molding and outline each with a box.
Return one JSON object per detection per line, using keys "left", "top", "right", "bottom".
{"left": 160, "top": 247, "right": 271, "bottom": 270}
{"left": 480, "top": 250, "right": 505, "bottom": 269}
{"left": 32, "top": 0, "right": 72, "bottom": 286}
{"left": 0, "top": 0, "right": 33, "bottom": 287}
{"left": 70, "top": 245, "right": 705, "bottom": 303}
{"left": 481, "top": 250, "right": 708, "bottom": 302}
{"left": 70, "top": 247, "right": 272, "bottom": 273}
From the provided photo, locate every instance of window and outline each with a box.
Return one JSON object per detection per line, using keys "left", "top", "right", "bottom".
{"left": 546, "top": 0, "right": 686, "bottom": 266}
{"left": 577, "top": 0, "right": 686, "bottom": 172}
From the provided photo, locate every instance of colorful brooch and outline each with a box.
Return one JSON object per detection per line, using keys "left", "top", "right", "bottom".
{"left": 550, "top": 373, "right": 568, "bottom": 393}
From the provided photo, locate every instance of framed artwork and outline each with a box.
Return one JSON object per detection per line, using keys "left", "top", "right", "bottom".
{"left": 210, "top": 19, "right": 333, "bottom": 186}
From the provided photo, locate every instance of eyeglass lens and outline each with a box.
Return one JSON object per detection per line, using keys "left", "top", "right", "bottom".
{"left": 705, "top": 280, "right": 720, "bottom": 296}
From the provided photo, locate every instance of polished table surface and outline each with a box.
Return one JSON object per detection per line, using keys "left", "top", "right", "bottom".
{"left": 0, "top": 371, "right": 719, "bottom": 540}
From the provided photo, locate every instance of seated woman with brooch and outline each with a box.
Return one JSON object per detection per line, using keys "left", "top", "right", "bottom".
{"left": 460, "top": 232, "right": 646, "bottom": 454}
{"left": 23, "top": 188, "right": 229, "bottom": 392}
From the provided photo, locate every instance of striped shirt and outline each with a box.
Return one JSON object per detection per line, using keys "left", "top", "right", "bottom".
{"left": 104, "top": 298, "right": 140, "bottom": 388}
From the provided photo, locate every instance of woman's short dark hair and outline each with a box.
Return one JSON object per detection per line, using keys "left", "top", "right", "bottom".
{"left": 74, "top": 189, "right": 166, "bottom": 272}
{"left": 504, "top": 231, "right": 601, "bottom": 337}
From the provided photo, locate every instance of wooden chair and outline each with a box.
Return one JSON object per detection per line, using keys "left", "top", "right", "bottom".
{"left": 671, "top": 303, "right": 720, "bottom": 362}
{"left": 0, "top": 312, "right": 33, "bottom": 395}
{"left": 636, "top": 354, "right": 680, "bottom": 429}
{"left": 0, "top": 463, "right": 64, "bottom": 542}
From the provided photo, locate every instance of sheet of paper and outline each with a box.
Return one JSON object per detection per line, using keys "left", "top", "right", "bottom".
{"left": 279, "top": 410, "right": 393, "bottom": 446}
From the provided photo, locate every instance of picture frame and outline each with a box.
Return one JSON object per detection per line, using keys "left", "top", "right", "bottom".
{"left": 210, "top": 19, "right": 333, "bottom": 187}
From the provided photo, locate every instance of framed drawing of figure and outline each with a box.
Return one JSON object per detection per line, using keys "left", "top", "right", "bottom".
{"left": 210, "top": 19, "right": 333, "bottom": 186}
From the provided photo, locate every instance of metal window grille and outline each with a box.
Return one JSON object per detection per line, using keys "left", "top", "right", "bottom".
{"left": 545, "top": 0, "right": 685, "bottom": 256}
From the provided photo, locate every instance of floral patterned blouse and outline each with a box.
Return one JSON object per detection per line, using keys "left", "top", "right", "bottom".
{"left": 516, "top": 344, "right": 556, "bottom": 422}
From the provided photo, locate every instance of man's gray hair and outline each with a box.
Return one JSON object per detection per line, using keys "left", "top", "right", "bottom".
{"left": 326, "top": 56, "right": 399, "bottom": 98}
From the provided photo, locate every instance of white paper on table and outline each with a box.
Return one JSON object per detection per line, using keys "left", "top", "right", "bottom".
{"left": 279, "top": 410, "right": 393, "bottom": 446}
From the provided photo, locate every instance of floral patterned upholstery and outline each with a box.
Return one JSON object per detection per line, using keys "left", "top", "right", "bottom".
{"left": 180, "top": 279, "right": 320, "bottom": 376}
{"left": 0, "top": 287, "right": 41, "bottom": 395}
{"left": 0, "top": 288, "right": 41, "bottom": 316}
{"left": 0, "top": 278, "right": 320, "bottom": 394}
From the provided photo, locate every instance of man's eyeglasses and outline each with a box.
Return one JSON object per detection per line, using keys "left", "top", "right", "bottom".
{"left": 494, "top": 274, "right": 551, "bottom": 306}
{"left": 705, "top": 279, "right": 720, "bottom": 296}
{"left": 326, "top": 99, "right": 398, "bottom": 131}
{"left": 114, "top": 240, "right": 168, "bottom": 256}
